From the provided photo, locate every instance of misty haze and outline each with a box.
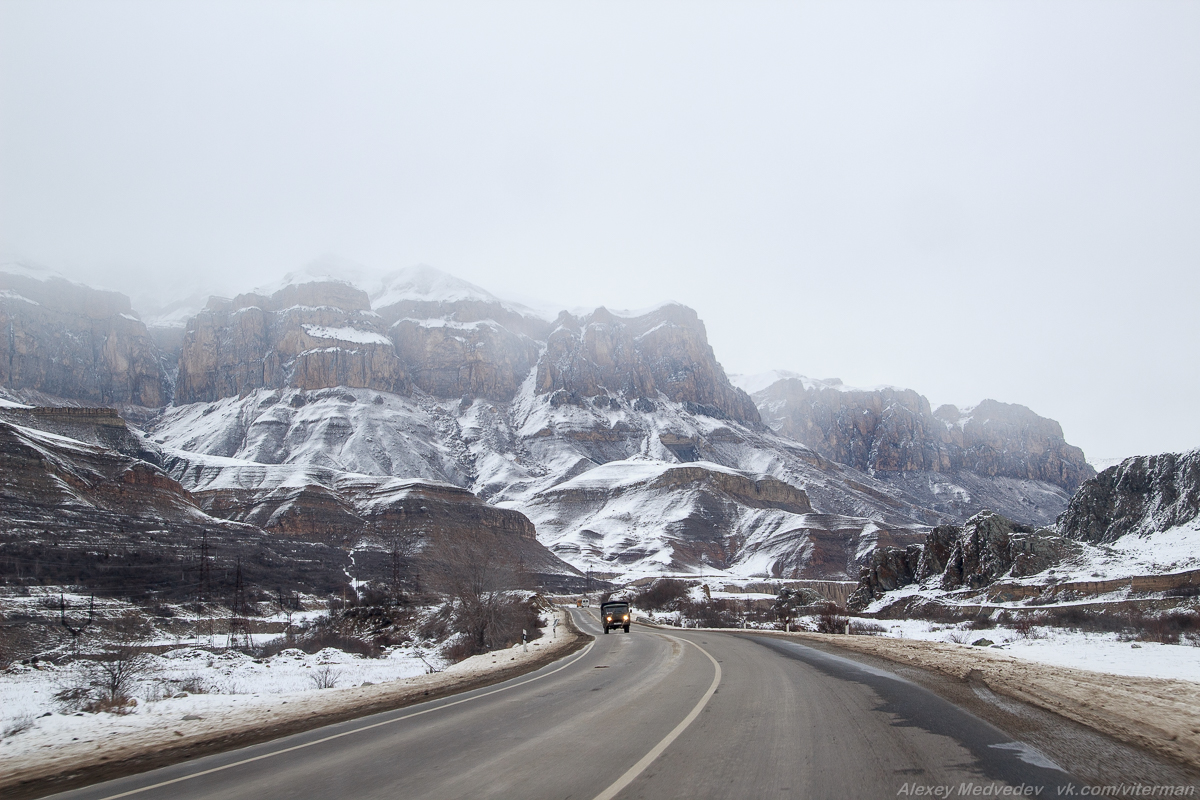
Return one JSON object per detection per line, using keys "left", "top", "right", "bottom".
{"left": 1, "top": 3, "right": 1198, "bottom": 799}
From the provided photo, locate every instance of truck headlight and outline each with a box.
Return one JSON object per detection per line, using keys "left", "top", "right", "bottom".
{"left": 623, "top": 614, "right": 629, "bottom": 621}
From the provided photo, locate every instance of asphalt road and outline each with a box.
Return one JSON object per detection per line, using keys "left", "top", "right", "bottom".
{"left": 47, "top": 609, "right": 1081, "bottom": 800}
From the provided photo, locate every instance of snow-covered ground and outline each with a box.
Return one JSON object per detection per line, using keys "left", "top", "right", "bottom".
{"left": 0, "top": 610, "right": 569, "bottom": 774}
{"left": 823, "top": 615, "right": 1200, "bottom": 683}
{"left": 0, "top": 642, "right": 445, "bottom": 740}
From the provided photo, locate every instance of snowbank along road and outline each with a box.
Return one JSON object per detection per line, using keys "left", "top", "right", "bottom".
{"left": 43, "top": 608, "right": 1192, "bottom": 800}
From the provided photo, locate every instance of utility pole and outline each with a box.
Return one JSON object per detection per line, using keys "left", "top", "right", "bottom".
{"left": 227, "top": 558, "right": 252, "bottom": 651}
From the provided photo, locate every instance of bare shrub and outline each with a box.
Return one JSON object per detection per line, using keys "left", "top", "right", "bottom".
{"left": 2, "top": 713, "right": 36, "bottom": 738}
{"left": 632, "top": 579, "right": 690, "bottom": 611}
{"left": 171, "top": 674, "right": 213, "bottom": 695}
{"left": 430, "top": 529, "right": 541, "bottom": 660}
{"left": 815, "top": 604, "right": 849, "bottom": 634}
{"left": 678, "top": 598, "right": 740, "bottom": 628}
{"left": 56, "top": 642, "right": 152, "bottom": 713}
{"left": 946, "top": 631, "right": 968, "bottom": 644}
{"left": 88, "top": 644, "right": 152, "bottom": 705}
{"left": 849, "top": 620, "right": 886, "bottom": 636}
{"left": 1011, "top": 615, "right": 1040, "bottom": 639}
{"left": 309, "top": 665, "right": 342, "bottom": 690}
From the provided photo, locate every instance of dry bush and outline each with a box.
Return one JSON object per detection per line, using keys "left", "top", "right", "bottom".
{"left": 849, "top": 620, "right": 886, "bottom": 636}
{"left": 632, "top": 579, "right": 691, "bottom": 611}
{"left": 309, "top": 665, "right": 342, "bottom": 690}
{"left": 430, "top": 529, "right": 541, "bottom": 660}
{"left": 54, "top": 641, "right": 152, "bottom": 713}
{"left": 678, "top": 598, "right": 741, "bottom": 628}
{"left": 2, "top": 713, "right": 36, "bottom": 738}
{"left": 1011, "top": 614, "right": 1042, "bottom": 639}
{"left": 815, "top": 603, "right": 850, "bottom": 634}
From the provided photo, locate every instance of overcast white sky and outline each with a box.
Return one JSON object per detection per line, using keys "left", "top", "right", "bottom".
{"left": 2, "top": 1, "right": 1197, "bottom": 462}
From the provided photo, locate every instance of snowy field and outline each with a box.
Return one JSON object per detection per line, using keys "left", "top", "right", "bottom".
{"left": 817, "top": 615, "right": 1200, "bottom": 683}
{"left": 0, "top": 610, "right": 568, "bottom": 773}
{"left": 0, "top": 642, "right": 445, "bottom": 743}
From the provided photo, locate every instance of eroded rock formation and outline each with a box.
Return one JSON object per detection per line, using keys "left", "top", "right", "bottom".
{"left": 0, "top": 270, "right": 168, "bottom": 407}
{"left": 1057, "top": 449, "right": 1200, "bottom": 544}
{"left": 750, "top": 377, "right": 1092, "bottom": 492}
{"left": 537, "top": 305, "right": 759, "bottom": 423}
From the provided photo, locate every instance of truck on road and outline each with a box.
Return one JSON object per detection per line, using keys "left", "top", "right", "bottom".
{"left": 600, "top": 601, "right": 631, "bottom": 634}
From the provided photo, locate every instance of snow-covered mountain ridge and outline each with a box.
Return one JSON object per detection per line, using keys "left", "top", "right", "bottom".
{"left": 1, "top": 263, "right": 1107, "bottom": 583}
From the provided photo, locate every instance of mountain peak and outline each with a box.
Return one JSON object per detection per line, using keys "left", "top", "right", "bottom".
{"left": 372, "top": 265, "right": 501, "bottom": 309}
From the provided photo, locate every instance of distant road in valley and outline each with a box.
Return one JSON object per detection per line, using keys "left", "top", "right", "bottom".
{"left": 48, "top": 609, "right": 1084, "bottom": 800}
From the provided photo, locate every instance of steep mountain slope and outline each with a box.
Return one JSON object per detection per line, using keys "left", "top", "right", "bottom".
{"left": 0, "top": 417, "right": 349, "bottom": 600}
{"left": 736, "top": 372, "right": 1094, "bottom": 526}
{"left": 0, "top": 408, "right": 580, "bottom": 599}
{"left": 0, "top": 264, "right": 1111, "bottom": 587}
{"left": 151, "top": 379, "right": 939, "bottom": 580}
{"left": 0, "top": 264, "right": 168, "bottom": 407}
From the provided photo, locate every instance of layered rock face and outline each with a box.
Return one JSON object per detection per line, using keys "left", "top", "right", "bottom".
{"left": 0, "top": 269, "right": 168, "bottom": 407}
{"left": 538, "top": 305, "right": 759, "bottom": 423}
{"left": 369, "top": 267, "right": 548, "bottom": 401}
{"left": 162, "top": 452, "right": 581, "bottom": 583}
{"left": 175, "top": 281, "right": 407, "bottom": 403}
{"left": 848, "top": 511, "right": 1078, "bottom": 609}
{"left": 751, "top": 376, "right": 1091, "bottom": 491}
{"left": 1057, "top": 449, "right": 1200, "bottom": 545}
{"left": 743, "top": 374, "right": 1094, "bottom": 526}
{"left": 935, "top": 400, "right": 1093, "bottom": 490}
{"left": 519, "top": 457, "right": 922, "bottom": 579}
{"left": 0, "top": 418, "right": 351, "bottom": 599}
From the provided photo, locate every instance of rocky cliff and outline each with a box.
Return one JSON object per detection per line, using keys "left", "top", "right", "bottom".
{"left": 537, "top": 305, "right": 760, "bottom": 423}
{"left": 1057, "top": 449, "right": 1200, "bottom": 545}
{"left": 174, "top": 281, "right": 408, "bottom": 403}
{"left": 173, "top": 269, "right": 758, "bottom": 420}
{"left": 847, "top": 511, "right": 1079, "bottom": 609}
{"left": 741, "top": 373, "right": 1094, "bottom": 526}
{"left": 0, "top": 267, "right": 168, "bottom": 407}
{"left": 0, "top": 418, "right": 351, "bottom": 600}
{"left": 161, "top": 451, "right": 581, "bottom": 584}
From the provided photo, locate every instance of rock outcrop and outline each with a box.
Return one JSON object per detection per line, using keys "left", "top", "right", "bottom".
{"left": 1057, "top": 449, "right": 1200, "bottom": 545}
{"left": 0, "top": 268, "right": 168, "bottom": 407}
{"left": 538, "top": 305, "right": 759, "bottom": 423}
{"left": 175, "top": 281, "right": 408, "bottom": 403}
{"left": 162, "top": 452, "right": 582, "bottom": 584}
{"left": 0, "top": 418, "right": 351, "bottom": 600}
{"left": 847, "top": 511, "right": 1078, "bottom": 609}
{"left": 742, "top": 374, "right": 1094, "bottom": 526}
{"left": 748, "top": 376, "right": 1092, "bottom": 491}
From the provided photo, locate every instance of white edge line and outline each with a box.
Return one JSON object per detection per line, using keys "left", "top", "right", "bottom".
{"left": 95, "top": 639, "right": 596, "bottom": 800}
{"left": 589, "top": 634, "right": 723, "bottom": 800}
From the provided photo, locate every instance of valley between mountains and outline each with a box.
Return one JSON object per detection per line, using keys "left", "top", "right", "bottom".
{"left": 2, "top": 261, "right": 1199, "bottom": 796}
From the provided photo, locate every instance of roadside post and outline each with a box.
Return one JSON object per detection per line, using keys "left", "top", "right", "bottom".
{"left": 553, "top": 617, "right": 559, "bottom": 639}
{"left": 522, "top": 628, "right": 528, "bottom": 652}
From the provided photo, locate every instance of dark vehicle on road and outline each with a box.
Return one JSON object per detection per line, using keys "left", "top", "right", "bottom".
{"left": 600, "top": 601, "right": 631, "bottom": 633}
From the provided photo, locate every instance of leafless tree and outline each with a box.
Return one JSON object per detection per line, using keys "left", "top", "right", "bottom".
{"left": 429, "top": 528, "right": 538, "bottom": 658}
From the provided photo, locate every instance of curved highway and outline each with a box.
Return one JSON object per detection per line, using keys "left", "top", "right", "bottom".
{"left": 48, "top": 608, "right": 1079, "bottom": 800}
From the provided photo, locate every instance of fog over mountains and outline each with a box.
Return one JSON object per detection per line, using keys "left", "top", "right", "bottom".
{"left": 1, "top": 262, "right": 1105, "bottom": 584}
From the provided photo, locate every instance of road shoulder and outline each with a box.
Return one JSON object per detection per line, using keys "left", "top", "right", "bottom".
{"left": 1, "top": 609, "right": 590, "bottom": 800}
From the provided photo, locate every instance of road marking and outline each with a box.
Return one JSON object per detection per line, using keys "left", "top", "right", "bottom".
{"left": 90, "top": 639, "right": 596, "bottom": 800}
{"left": 589, "top": 634, "right": 722, "bottom": 800}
